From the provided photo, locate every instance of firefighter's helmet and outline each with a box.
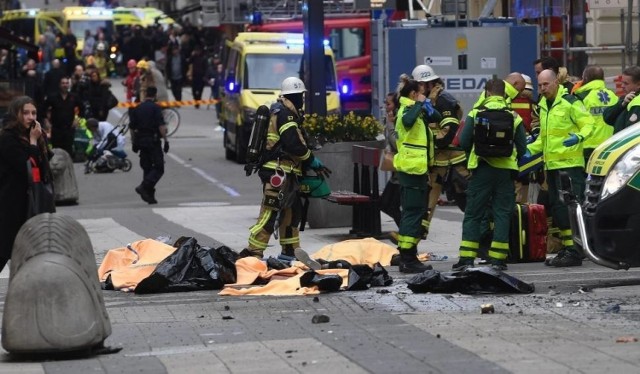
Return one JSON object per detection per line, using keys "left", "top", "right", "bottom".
{"left": 412, "top": 64, "right": 439, "bottom": 82}
{"left": 136, "top": 60, "right": 149, "bottom": 70}
{"left": 96, "top": 42, "right": 106, "bottom": 51}
{"left": 280, "top": 77, "right": 306, "bottom": 95}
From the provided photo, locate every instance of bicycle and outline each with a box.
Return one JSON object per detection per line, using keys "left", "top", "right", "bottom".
{"left": 116, "top": 107, "right": 181, "bottom": 137}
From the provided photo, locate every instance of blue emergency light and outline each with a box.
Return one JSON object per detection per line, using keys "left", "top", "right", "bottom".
{"left": 228, "top": 81, "right": 235, "bottom": 92}
{"left": 340, "top": 79, "right": 352, "bottom": 95}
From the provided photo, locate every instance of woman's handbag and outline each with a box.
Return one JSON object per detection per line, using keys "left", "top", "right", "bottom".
{"left": 379, "top": 149, "right": 396, "bottom": 172}
{"left": 26, "top": 157, "right": 56, "bottom": 218}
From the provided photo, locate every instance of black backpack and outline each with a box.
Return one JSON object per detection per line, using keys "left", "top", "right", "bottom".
{"left": 473, "top": 107, "right": 515, "bottom": 157}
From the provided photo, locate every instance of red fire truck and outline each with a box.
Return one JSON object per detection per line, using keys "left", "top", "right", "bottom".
{"left": 249, "top": 17, "right": 372, "bottom": 114}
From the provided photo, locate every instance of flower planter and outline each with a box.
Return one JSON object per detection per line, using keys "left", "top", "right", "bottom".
{"left": 306, "top": 140, "right": 384, "bottom": 229}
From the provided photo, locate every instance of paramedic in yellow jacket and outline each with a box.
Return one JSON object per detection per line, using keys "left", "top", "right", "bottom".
{"left": 394, "top": 74, "right": 441, "bottom": 273}
{"left": 241, "top": 77, "right": 325, "bottom": 260}
{"left": 572, "top": 65, "right": 616, "bottom": 164}
{"left": 411, "top": 64, "right": 467, "bottom": 237}
{"left": 527, "top": 69, "right": 594, "bottom": 268}
{"left": 473, "top": 73, "right": 526, "bottom": 109}
{"left": 452, "top": 78, "right": 528, "bottom": 271}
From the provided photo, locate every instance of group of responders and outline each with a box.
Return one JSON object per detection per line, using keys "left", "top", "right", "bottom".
{"left": 117, "top": 99, "right": 220, "bottom": 108}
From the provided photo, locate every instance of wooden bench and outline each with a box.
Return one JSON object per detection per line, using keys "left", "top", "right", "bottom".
{"left": 326, "top": 145, "right": 382, "bottom": 237}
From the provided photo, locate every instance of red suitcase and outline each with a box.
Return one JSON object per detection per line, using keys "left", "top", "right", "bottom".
{"left": 508, "top": 203, "right": 548, "bottom": 262}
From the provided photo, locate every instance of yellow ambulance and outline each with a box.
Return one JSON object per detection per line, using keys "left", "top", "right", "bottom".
{"left": 0, "top": 9, "right": 65, "bottom": 57}
{"left": 221, "top": 32, "right": 341, "bottom": 163}
{"left": 62, "top": 6, "right": 114, "bottom": 58}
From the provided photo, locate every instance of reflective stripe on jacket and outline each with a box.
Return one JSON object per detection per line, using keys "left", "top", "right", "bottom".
{"left": 394, "top": 96, "right": 433, "bottom": 175}
{"left": 528, "top": 86, "right": 595, "bottom": 170}
{"left": 573, "top": 79, "right": 616, "bottom": 150}
{"left": 462, "top": 96, "right": 525, "bottom": 170}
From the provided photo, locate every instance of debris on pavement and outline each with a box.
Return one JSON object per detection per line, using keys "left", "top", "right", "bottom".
{"left": 312, "top": 314, "right": 330, "bottom": 324}
{"left": 406, "top": 267, "right": 535, "bottom": 294}
{"left": 605, "top": 304, "right": 621, "bottom": 313}
{"left": 480, "top": 304, "right": 495, "bottom": 314}
{"left": 615, "top": 336, "right": 638, "bottom": 343}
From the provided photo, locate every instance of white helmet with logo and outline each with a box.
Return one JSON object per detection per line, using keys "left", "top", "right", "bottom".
{"left": 280, "top": 77, "right": 306, "bottom": 95}
{"left": 412, "top": 64, "right": 439, "bottom": 82}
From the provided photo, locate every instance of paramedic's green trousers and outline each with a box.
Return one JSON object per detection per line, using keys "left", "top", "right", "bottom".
{"left": 459, "top": 163, "right": 514, "bottom": 261}
{"left": 546, "top": 167, "right": 585, "bottom": 249}
{"left": 397, "top": 172, "right": 429, "bottom": 252}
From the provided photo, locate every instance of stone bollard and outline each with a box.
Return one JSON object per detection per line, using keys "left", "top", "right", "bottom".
{"left": 1, "top": 213, "right": 111, "bottom": 354}
{"left": 50, "top": 148, "right": 79, "bottom": 205}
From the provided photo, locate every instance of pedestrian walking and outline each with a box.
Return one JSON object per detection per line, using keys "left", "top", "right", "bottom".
{"left": 393, "top": 74, "right": 441, "bottom": 273}
{"left": 240, "top": 77, "right": 327, "bottom": 260}
{"left": 166, "top": 44, "right": 186, "bottom": 102}
{"left": 130, "top": 87, "right": 168, "bottom": 205}
{"left": 452, "top": 79, "right": 528, "bottom": 271}
{"left": 0, "top": 96, "right": 52, "bottom": 272}
{"left": 528, "top": 69, "right": 594, "bottom": 267}
{"left": 187, "top": 45, "right": 207, "bottom": 108}
{"left": 603, "top": 65, "right": 640, "bottom": 134}
{"left": 45, "top": 76, "right": 82, "bottom": 157}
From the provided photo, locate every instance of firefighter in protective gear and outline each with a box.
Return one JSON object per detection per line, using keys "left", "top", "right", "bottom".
{"left": 411, "top": 64, "right": 468, "bottom": 238}
{"left": 242, "top": 77, "right": 324, "bottom": 260}
{"left": 528, "top": 69, "right": 594, "bottom": 267}
{"left": 93, "top": 42, "right": 113, "bottom": 80}
{"left": 603, "top": 65, "right": 640, "bottom": 134}
{"left": 453, "top": 78, "right": 528, "bottom": 271}
{"left": 511, "top": 73, "right": 540, "bottom": 203}
{"left": 394, "top": 74, "right": 441, "bottom": 273}
{"left": 572, "top": 65, "right": 616, "bottom": 164}
{"left": 135, "top": 60, "right": 155, "bottom": 102}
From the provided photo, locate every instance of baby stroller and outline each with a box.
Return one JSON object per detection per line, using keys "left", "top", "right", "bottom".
{"left": 84, "top": 124, "right": 133, "bottom": 174}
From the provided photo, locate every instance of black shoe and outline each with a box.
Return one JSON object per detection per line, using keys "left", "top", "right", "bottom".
{"left": 281, "top": 247, "right": 295, "bottom": 258}
{"left": 545, "top": 249, "right": 567, "bottom": 266}
{"left": 300, "top": 271, "right": 342, "bottom": 292}
{"left": 549, "top": 250, "right": 582, "bottom": 267}
{"left": 398, "top": 252, "right": 433, "bottom": 274}
{"left": 238, "top": 248, "right": 264, "bottom": 259}
{"left": 148, "top": 188, "right": 158, "bottom": 205}
{"left": 390, "top": 253, "right": 401, "bottom": 266}
{"left": 452, "top": 257, "right": 475, "bottom": 271}
{"left": 294, "top": 247, "right": 321, "bottom": 271}
{"left": 135, "top": 185, "right": 153, "bottom": 203}
{"left": 266, "top": 257, "right": 290, "bottom": 270}
{"left": 490, "top": 260, "right": 508, "bottom": 271}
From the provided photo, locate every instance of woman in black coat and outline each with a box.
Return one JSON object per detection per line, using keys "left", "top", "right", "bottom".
{"left": 0, "top": 96, "right": 51, "bottom": 272}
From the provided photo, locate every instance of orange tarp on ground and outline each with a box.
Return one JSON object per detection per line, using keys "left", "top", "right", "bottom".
{"left": 97, "top": 239, "right": 176, "bottom": 291}
{"left": 219, "top": 257, "right": 349, "bottom": 296}
{"left": 219, "top": 238, "right": 400, "bottom": 296}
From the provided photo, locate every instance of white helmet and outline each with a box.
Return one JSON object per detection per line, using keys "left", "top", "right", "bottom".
{"left": 412, "top": 64, "right": 439, "bottom": 82}
{"left": 280, "top": 77, "right": 306, "bottom": 95}
{"left": 96, "top": 42, "right": 105, "bottom": 51}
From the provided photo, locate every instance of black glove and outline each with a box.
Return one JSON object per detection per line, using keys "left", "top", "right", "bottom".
{"left": 317, "top": 166, "right": 332, "bottom": 179}
{"left": 163, "top": 140, "right": 170, "bottom": 153}
{"left": 132, "top": 143, "right": 139, "bottom": 153}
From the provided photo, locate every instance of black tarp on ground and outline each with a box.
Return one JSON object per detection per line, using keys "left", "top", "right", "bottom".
{"left": 406, "top": 267, "right": 535, "bottom": 294}
{"left": 135, "top": 237, "right": 237, "bottom": 294}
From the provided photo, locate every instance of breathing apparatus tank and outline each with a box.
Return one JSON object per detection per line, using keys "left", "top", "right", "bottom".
{"left": 244, "top": 105, "right": 272, "bottom": 176}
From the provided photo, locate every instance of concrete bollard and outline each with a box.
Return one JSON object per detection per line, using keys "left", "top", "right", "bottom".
{"left": 50, "top": 148, "right": 79, "bottom": 205}
{"left": 1, "top": 213, "right": 111, "bottom": 354}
